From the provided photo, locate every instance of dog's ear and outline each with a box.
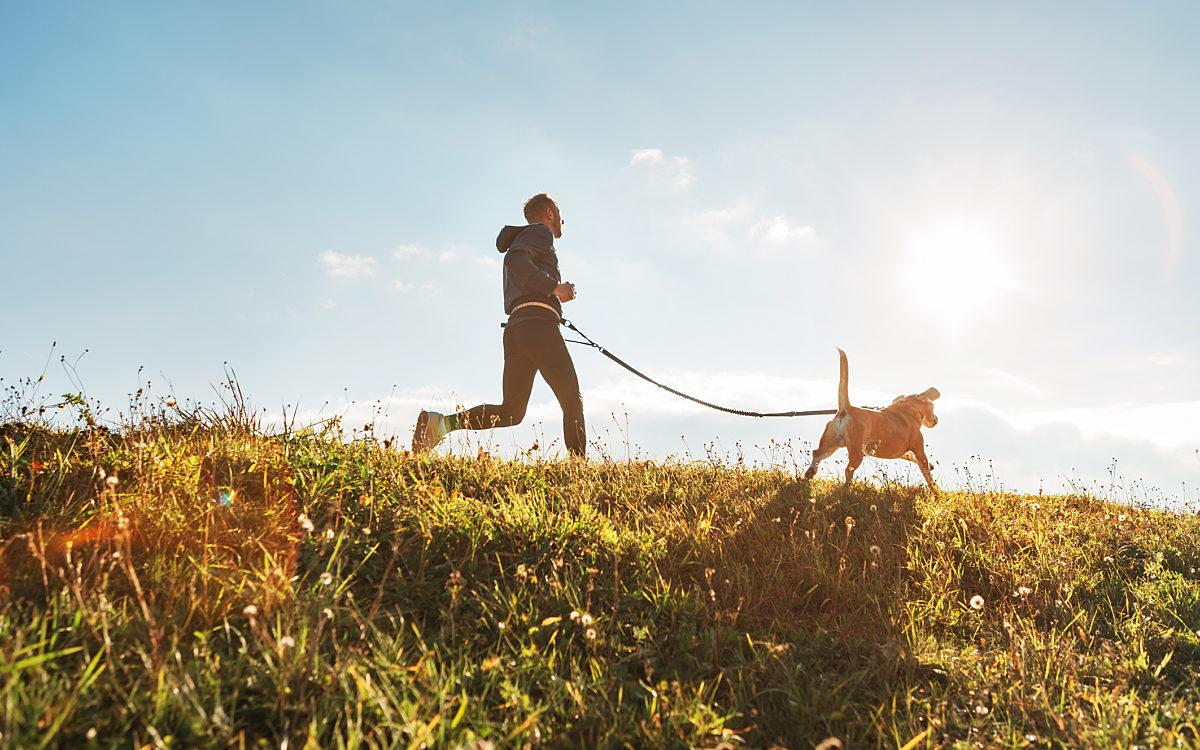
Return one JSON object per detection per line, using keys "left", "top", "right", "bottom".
{"left": 920, "top": 387, "right": 940, "bottom": 401}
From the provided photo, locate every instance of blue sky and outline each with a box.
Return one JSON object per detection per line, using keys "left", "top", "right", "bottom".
{"left": 3, "top": 2, "right": 1198, "bottom": 502}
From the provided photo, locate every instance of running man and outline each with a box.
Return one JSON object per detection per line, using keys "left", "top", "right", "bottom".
{"left": 411, "top": 193, "right": 586, "bottom": 457}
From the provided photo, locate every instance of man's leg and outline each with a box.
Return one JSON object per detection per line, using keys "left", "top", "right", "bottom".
{"left": 524, "top": 322, "right": 586, "bottom": 457}
{"left": 445, "top": 324, "right": 537, "bottom": 431}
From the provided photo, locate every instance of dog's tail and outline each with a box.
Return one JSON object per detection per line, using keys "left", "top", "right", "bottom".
{"left": 836, "top": 347, "right": 851, "bottom": 414}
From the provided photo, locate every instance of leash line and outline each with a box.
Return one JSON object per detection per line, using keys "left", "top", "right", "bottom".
{"left": 561, "top": 319, "right": 838, "bottom": 418}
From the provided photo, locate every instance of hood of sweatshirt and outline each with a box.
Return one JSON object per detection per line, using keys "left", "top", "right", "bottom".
{"left": 496, "top": 224, "right": 552, "bottom": 253}
{"left": 496, "top": 225, "right": 524, "bottom": 252}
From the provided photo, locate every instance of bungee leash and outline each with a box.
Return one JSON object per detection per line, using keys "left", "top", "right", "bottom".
{"left": 560, "top": 318, "right": 839, "bottom": 418}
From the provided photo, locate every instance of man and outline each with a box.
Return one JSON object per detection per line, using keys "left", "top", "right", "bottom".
{"left": 411, "top": 193, "right": 586, "bottom": 457}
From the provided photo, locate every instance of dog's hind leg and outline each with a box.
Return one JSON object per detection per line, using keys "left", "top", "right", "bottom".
{"left": 844, "top": 446, "right": 865, "bottom": 484}
{"left": 902, "top": 446, "right": 937, "bottom": 491}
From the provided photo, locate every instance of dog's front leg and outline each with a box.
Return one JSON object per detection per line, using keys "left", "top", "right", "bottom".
{"left": 908, "top": 445, "right": 937, "bottom": 491}
{"left": 803, "top": 437, "right": 841, "bottom": 480}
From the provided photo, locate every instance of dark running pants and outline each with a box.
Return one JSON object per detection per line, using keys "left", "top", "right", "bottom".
{"left": 447, "top": 319, "right": 586, "bottom": 457}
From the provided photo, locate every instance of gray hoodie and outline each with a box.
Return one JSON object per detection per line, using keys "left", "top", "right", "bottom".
{"left": 496, "top": 224, "right": 562, "bottom": 319}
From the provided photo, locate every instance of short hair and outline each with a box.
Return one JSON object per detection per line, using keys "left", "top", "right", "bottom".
{"left": 523, "top": 193, "right": 557, "bottom": 223}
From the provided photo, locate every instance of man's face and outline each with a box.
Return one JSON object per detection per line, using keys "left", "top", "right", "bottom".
{"left": 547, "top": 203, "right": 563, "bottom": 238}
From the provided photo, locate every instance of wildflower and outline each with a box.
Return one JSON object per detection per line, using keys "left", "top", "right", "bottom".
{"left": 974, "top": 704, "right": 989, "bottom": 716}
{"left": 298, "top": 514, "right": 315, "bottom": 533}
{"left": 279, "top": 636, "right": 295, "bottom": 649}
{"left": 446, "top": 570, "right": 465, "bottom": 589}
{"left": 870, "top": 545, "right": 881, "bottom": 556}
{"left": 1104, "top": 556, "right": 1115, "bottom": 563}
{"left": 1118, "top": 514, "right": 1126, "bottom": 523}
{"left": 324, "top": 528, "right": 335, "bottom": 541}
{"left": 870, "top": 504, "right": 877, "bottom": 513}
{"left": 322, "top": 607, "right": 333, "bottom": 620}
{"left": 1016, "top": 586, "right": 1032, "bottom": 598}
{"left": 845, "top": 516, "right": 855, "bottom": 531}
{"left": 166, "top": 398, "right": 177, "bottom": 408}
{"left": 106, "top": 475, "right": 119, "bottom": 487}
{"left": 569, "top": 610, "right": 581, "bottom": 623}
{"left": 319, "top": 572, "right": 334, "bottom": 586}
{"left": 244, "top": 604, "right": 259, "bottom": 617}
{"left": 580, "top": 613, "right": 594, "bottom": 627}
{"left": 585, "top": 628, "right": 597, "bottom": 641}
{"left": 86, "top": 728, "right": 97, "bottom": 740}
{"left": 969, "top": 595, "right": 985, "bottom": 610}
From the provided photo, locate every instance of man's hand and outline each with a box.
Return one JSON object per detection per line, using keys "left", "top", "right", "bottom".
{"left": 553, "top": 283, "right": 576, "bottom": 303}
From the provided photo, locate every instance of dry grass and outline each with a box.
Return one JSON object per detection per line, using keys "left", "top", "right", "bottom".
{"left": 1, "top": 397, "right": 1199, "bottom": 748}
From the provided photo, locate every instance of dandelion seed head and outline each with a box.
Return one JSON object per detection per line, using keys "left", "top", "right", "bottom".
{"left": 243, "top": 604, "right": 258, "bottom": 617}
{"left": 970, "top": 595, "right": 985, "bottom": 610}
{"left": 569, "top": 610, "right": 580, "bottom": 623}
{"left": 580, "top": 613, "right": 593, "bottom": 627}
{"left": 319, "top": 572, "right": 334, "bottom": 586}
{"left": 585, "top": 628, "right": 596, "bottom": 641}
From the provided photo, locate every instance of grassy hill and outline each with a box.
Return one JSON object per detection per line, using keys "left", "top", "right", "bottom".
{"left": 2, "top": 410, "right": 1199, "bottom": 749}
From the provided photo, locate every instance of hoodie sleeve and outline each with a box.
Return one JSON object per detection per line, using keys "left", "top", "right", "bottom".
{"left": 503, "top": 227, "right": 558, "bottom": 297}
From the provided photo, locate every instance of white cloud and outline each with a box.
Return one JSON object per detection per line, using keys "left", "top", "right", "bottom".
{"left": 630, "top": 148, "right": 664, "bottom": 165}
{"left": 630, "top": 148, "right": 693, "bottom": 189}
{"left": 319, "top": 251, "right": 377, "bottom": 279}
{"left": 750, "top": 216, "right": 820, "bottom": 246}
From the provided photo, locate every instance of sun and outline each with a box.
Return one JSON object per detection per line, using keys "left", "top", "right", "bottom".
{"left": 900, "top": 216, "right": 1021, "bottom": 332}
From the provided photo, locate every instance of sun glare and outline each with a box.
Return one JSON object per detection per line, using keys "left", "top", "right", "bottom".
{"left": 902, "top": 218, "right": 1019, "bottom": 332}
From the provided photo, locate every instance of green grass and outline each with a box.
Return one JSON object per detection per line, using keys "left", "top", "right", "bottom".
{"left": 2, "top": 406, "right": 1199, "bottom": 749}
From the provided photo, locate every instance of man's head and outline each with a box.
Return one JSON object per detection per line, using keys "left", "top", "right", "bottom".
{"left": 524, "top": 193, "right": 563, "bottom": 238}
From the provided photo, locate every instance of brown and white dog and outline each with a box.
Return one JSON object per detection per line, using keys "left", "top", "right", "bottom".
{"left": 803, "top": 348, "right": 940, "bottom": 489}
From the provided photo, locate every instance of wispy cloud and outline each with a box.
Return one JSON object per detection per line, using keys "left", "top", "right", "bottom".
{"left": 319, "top": 251, "right": 377, "bottom": 279}
{"left": 392, "top": 280, "right": 436, "bottom": 295}
{"left": 630, "top": 148, "right": 693, "bottom": 188}
{"left": 393, "top": 244, "right": 430, "bottom": 259}
{"left": 691, "top": 204, "right": 820, "bottom": 249}
{"left": 694, "top": 203, "right": 752, "bottom": 242}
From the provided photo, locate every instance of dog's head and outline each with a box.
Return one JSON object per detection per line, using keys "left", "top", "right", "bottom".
{"left": 892, "top": 387, "right": 940, "bottom": 428}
